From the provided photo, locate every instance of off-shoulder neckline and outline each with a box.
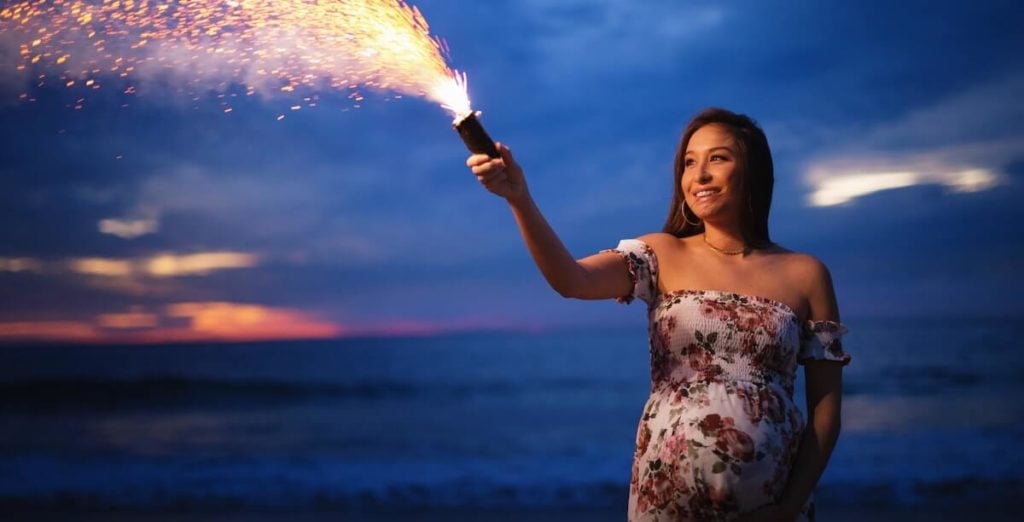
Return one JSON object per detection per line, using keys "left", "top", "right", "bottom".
{"left": 657, "top": 288, "right": 800, "bottom": 324}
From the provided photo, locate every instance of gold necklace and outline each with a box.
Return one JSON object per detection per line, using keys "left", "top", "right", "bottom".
{"left": 703, "top": 234, "right": 749, "bottom": 256}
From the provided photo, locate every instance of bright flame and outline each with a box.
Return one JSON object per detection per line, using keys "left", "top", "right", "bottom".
{"left": 0, "top": 0, "right": 473, "bottom": 117}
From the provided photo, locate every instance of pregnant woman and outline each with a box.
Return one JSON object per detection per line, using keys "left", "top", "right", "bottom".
{"left": 466, "top": 107, "right": 850, "bottom": 521}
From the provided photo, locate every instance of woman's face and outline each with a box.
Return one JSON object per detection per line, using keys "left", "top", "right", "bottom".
{"left": 681, "top": 124, "right": 745, "bottom": 223}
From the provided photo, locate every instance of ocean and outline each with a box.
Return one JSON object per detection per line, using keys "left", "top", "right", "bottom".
{"left": 1, "top": 318, "right": 1022, "bottom": 516}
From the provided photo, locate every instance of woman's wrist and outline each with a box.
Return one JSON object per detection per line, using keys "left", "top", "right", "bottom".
{"left": 505, "top": 186, "right": 532, "bottom": 208}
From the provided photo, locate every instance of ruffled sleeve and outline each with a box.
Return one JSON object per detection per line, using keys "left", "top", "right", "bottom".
{"left": 798, "top": 320, "right": 852, "bottom": 365}
{"left": 599, "top": 239, "right": 659, "bottom": 307}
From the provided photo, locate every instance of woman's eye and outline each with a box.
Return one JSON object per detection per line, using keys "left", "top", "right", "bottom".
{"left": 711, "top": 155, "right": 727, "bottom": 162}
{"left": 684, "top": 159, "right": 696, "bottom": 167}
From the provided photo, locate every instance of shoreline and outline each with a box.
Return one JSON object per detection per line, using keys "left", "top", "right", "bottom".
{"left": 3, "top": 503, "right": 1018, "bottom": 522}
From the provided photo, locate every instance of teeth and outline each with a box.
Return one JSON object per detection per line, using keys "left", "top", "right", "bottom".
{"left": 696, "top": 189, "right": 717, "bottom": 197}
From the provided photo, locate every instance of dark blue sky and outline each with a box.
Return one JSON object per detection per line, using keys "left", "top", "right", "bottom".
{"left": 1, "top": 0, "right": 1022, "bottom": 343}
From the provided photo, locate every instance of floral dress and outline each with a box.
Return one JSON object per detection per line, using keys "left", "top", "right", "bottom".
{"left": 602, "top": 239, "right": 851, "bottom": 522}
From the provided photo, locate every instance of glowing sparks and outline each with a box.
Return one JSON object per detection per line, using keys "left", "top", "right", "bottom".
{"left": 0, "top": 0, "right": 473, "bottom": 118}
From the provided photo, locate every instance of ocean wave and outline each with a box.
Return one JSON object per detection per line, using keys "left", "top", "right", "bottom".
{"left": 0, "top": 453, "right": 1018, "bottom": 510}
{"left": 0, "top": 376, "right": 632, "bottom": 412}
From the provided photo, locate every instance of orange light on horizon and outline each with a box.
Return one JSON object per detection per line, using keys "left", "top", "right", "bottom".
{"left": 0, "top": 321, "right": 103, "bottom": 343}
{"left": 0, "top": 302, "right": 342, "bottom": 344}
{"left": 97, "top": 309, "right": 160, "bottom": 329}
{"left": 164, "top": 301, "right": 344, "bottom": 342}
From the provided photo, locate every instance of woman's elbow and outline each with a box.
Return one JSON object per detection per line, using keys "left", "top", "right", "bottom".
{"left": 549, "top": 269, "right": 589, "bottom": 299}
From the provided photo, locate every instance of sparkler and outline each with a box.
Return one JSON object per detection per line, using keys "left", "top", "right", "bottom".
{"left": 0, "top": 0, "right": 498, "bottom": 156}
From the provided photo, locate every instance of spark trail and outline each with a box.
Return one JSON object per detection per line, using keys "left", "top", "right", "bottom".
{"left": 0, "top": 0, "right": 472, "bottom": 117}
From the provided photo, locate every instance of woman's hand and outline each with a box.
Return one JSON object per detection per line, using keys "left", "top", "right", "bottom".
{"left": 466, "top": 142, "right": 528, "bottom": 203}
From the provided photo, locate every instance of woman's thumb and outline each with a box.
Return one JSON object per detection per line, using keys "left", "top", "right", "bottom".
{"left": 497, "top": 142, "right": 516, "bottom": 167}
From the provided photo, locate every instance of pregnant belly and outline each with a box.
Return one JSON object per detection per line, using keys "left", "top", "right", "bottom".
{"left": 631, "top": 381, "right": 805, "bottom": 517}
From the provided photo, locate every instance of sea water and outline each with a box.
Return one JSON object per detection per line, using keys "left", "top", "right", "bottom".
{"left": 1, "top": 318, "right": 1021, "bottom": 510}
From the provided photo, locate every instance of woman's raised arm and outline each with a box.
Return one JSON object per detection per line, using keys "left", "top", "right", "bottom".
{"left": 467, "top": 143, "right": 633, "bottom": 300}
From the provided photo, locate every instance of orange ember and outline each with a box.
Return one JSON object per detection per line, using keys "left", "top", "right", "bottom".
{"left": 0, "top": 0, "right": 472, "bottom": 117}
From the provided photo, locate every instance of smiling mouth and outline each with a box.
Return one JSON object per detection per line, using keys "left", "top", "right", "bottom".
{"left": 693, "top": 189, "right": 720, "bottom": 201}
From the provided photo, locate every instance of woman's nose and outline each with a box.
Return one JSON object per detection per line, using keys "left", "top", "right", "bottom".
{"left": 697, "top": 163, "right": 713, "bottom": 182}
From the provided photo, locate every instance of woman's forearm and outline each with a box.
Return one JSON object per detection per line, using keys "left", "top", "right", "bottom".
{"left": 506, "top": 191, "right": 586, "bottom": 297}
{"left": 778, "top": 411, "right": 841, "bottom": 517}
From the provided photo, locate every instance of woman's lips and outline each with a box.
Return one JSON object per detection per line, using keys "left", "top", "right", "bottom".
{"left": 693, "top": 188, "right": 720, "bottom": 203}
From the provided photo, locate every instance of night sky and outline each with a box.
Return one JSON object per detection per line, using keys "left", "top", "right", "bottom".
{"left": 1, "top": 0, "right": 1022, "bottom": 344}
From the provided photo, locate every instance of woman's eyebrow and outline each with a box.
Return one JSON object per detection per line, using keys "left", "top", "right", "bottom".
{"left": 685, "top": 145, "right": 735, "bottom": 155}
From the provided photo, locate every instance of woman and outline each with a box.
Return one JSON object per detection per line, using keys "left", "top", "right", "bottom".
{"left": 466, "top": 107, "right": 850, "bottom": 521}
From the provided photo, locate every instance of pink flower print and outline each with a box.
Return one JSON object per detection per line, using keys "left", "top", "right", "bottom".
{"left": 737, "top": 309, "right": 762, "bottom": 331}
{"left": 699, "top": 301, "right": 718, "bottom": 318}
{"left": 659, "top": 432, "right": 690, "bottom": 462}
{"left": 716, "top": 427, "right": 756, "bottom": 462}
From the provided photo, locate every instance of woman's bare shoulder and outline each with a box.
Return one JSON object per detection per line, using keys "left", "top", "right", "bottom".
{"left": 636, "top": 232, "right": 688, "bottom": 256}
{"left": 776, "top": 247, "right": 829, "bottom": 275}
{"left": 768, "top": 245, "right": 834, "bottom": 293}
{"left": 636, "top": 232, "right": 679, "bottom": 246}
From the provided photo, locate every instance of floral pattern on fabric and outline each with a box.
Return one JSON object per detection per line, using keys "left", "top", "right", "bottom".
{"left": 799, "top": 320, "right": 852, "bottom": 366}
{"left": 600, "top": 239, "right": 659, "bottom": 306}
{"left": 604, "top": 239, "right": 850, "bottom": 522}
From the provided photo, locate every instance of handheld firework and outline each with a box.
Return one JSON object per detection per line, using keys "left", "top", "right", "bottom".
{"left": 453, "top": 111, "right": 499, "bottom": 159}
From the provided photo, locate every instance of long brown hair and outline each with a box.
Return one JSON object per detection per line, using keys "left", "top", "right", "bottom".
{"left": 662, "top": 108, "right": 774, "bottom": 247}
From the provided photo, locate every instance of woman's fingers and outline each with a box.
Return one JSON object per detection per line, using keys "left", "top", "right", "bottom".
{"left": 476, "top": 166, "right": 506, "bottom": 185}
{"left": 466, "top": 153, "right": 494, "bottom": 168}
{"left": 470, "top": 158, "right": 505, "bottom": 176}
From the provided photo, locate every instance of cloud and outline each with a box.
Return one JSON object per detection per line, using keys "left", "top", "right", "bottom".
{"left": 98, "top": 217, "right": 159, "bottom": 239}
{"left": 801, "top": 73, "right": 1024, "bottom": 207}
{"left": 68, "top": 251, "right": 258, "bottom": 278}
{"left": 0, "top": 302, "right": 342, "bottom": 344}
{"left": 96, "top": 308, "right": 160, "bottom": 329}
{"left": 518, "top": 0, "right": 727, "bottom": 76}
{"left": 145, "top": 252, "right": 258, "bottom": 277}
{"left": 0, "top": 257, "right": 43, "bottom": 273}
{"left": 163, "top": 301, "right": 344, "bottom": 342}
{"left": 858, "top": 73, "right": 1024, "bottom": 151}
{"left": 806, "top": 161, "right": 1007, "bottom": 207}
{"left": 0, "top": 321, "right": 102, "bottom": 343}
{"left": 70, "top": 257, "right": 135, "bottom": 278}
